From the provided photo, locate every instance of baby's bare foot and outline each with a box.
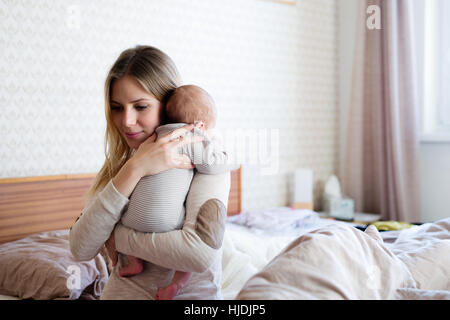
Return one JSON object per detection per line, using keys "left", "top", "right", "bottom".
{"left": 155, "top": 284, "right": 179, "bottom": 300}
{"left": 119, "top": 263, "right": 143, "bottom": 277}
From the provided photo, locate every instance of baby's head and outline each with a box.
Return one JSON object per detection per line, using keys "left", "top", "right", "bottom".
{"left": 165, "top": 85, "right": 216, "bottom": 130}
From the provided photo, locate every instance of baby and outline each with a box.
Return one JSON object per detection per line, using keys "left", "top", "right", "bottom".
{"left": 118, "top": 85, "right": 233, "bottom": 300}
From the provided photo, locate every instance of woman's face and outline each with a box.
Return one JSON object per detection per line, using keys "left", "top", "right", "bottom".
{"left": 110, "top": 75, "right": 162, "bottom": 150}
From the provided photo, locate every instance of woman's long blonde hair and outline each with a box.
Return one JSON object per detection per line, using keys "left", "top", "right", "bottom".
{"left": 86, "top": 45, "right": 181, "bottom": 199}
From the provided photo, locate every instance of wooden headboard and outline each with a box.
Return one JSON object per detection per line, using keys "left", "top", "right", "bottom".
{"left": 0, "top": 168, "right": 241, "bottom": 244}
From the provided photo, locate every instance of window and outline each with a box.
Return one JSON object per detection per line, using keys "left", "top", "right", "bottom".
{"left": 437, "top": 0, "right": 450, "bottom": 127}
{"left": 422, "top": 0, "right": 450, "bottom": 141}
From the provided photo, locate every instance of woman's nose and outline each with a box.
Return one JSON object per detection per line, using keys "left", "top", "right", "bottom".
{"left": 122, "top": 108, "right": 137, "bottom": 127}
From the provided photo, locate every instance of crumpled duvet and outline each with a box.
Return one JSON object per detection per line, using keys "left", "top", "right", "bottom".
{"left": 235, "top": 218, "right": 450, "bottom": 300}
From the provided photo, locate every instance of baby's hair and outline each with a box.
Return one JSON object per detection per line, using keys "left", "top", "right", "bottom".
{"left": 165, "top": 85, "right": 216, "bottom": 129}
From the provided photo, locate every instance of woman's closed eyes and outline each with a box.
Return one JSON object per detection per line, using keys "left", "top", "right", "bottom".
{"left": 110, "top": 105, "right": 149, "bottom": 112}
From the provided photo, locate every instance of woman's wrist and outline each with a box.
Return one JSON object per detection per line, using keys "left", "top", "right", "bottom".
{"left": 125, "top": 156, "right": 144, "bottom": 178}
{"left": 112, "top": 159, "right": 143, "bottom": 198}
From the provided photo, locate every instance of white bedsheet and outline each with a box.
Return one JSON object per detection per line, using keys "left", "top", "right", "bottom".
{"left": 221, "top": 223, "right": 296, "bottom": 299}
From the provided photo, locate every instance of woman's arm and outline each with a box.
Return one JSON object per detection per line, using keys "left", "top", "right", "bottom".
{"left": 69, "top": 181, "right": 128, "bottom": 262}
{"left": 114, "top": 172, "right": 230, "bottom": 273}
{"left": 70, "top": 124, "right": 201, "bottom": 261}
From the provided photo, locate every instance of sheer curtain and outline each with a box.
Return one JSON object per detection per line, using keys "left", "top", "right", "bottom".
{"left": 340, "top": 0, "right": 421, "bottom": 222}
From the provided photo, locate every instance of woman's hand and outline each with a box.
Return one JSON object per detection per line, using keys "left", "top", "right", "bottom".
{"left": 130, "top": 123, "right": 203, "bottom": 178}
{"left": 105, "top": 233, "right": 118, "bottom": 267}
{"left": 112, "top": 123, "right": 203, "bottom": 198}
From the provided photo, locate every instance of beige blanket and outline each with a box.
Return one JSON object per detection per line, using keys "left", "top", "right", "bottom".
{"left": 236, "top": 218, "right": 450, "bottom": 300}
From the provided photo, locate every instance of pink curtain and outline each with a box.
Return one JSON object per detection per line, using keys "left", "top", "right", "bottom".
{"left": 341, "top": 0, "right": 421, "bottom": 222}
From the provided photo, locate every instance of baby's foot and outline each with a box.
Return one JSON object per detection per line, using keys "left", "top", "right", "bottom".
{"left": 119, "top": 263, "right": 143, "bottom": 277}
{"left": 155, "top": 284, "right": 179, "bottom": 300}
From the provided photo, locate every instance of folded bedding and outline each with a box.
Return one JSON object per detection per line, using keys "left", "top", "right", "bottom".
{"left": 236, "top": 218, "right": 450, "bottom": 300}
{"left": 227, "top": 207, "right": 342, "bottom": 237}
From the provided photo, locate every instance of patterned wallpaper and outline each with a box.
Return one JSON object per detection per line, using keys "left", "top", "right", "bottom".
{"left": 0, "top": 0, "right": 339, "bottom": 211}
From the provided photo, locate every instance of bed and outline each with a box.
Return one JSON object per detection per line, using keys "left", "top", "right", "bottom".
{"left": 1, "top": 168, "right": 449, "bottom": 300}
{"left": 226, "top": 214, "right": 450, "bottom": 300}
{"left": 0, "top": 169, "right": 241, "bottom": 300}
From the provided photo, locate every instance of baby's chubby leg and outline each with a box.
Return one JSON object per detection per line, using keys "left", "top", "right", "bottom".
{"left": 119, "top": 255, "right": 144, "bottom": 277}
{"left": 155, "top": 271, "right": 192, "bottom": 300}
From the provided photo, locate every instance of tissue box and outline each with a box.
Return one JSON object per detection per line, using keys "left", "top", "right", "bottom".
{"left": 322, "top": 197, "right": 354, "bottom": 220}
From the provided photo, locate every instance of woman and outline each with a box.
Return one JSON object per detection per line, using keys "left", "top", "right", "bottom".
{"left": 69, "top": 45, "right": 230, "bottom": 300}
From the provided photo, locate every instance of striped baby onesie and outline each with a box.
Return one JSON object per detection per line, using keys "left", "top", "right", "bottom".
{"left": 120, "top": 123, "right": 233, "bottom": 233}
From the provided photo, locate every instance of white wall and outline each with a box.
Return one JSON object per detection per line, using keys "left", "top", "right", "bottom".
{"left": 0, "top": 0, "right": 339, "bottom": 212}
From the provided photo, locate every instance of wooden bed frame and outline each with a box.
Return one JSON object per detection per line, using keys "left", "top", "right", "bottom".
{"left": 0, "top": 168, "right": 241, "bottom": 244}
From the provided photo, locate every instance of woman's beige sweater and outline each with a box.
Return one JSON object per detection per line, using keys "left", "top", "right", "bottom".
{"left": 69, "top": 172, "right": 230, "bottom": 300}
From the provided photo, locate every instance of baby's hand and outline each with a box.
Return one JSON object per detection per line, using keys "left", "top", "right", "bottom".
{"left": 194, "top": 120, "right": 215, "bottom": 141}
{"left": 194, "top": 121, "right": 204, "bottom": 130}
